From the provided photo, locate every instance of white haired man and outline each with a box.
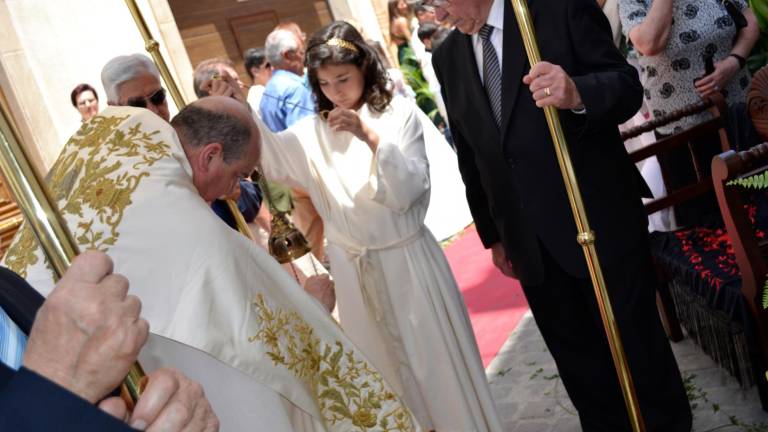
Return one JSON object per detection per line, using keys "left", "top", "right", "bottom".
{"left": 258, "top": 26, "right": 325, "bottom": 262}
{"left": 101, "top": 53, "right": 170, "bottom": 122}
{"left": 259, "top": 28, "right": 312, "bottom": 132}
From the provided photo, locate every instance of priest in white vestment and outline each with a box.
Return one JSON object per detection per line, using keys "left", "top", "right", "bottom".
{"left": 2, "top": 97, "right": 420, "bottom": 432}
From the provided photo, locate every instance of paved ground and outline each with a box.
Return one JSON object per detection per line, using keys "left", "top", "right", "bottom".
{"left": 486, "top": 311, "right": 768, "bottom": 432}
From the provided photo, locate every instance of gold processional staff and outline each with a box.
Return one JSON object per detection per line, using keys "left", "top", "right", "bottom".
{"left": 0, "top": 94, "right": 147, "bottom": 405}
{"left": 509, "top": 0, "right": 646, "bottom": 430}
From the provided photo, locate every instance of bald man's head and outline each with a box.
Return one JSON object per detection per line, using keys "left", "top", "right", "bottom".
{"left": 171, "top": 97, "right": 261, "bottom": 201}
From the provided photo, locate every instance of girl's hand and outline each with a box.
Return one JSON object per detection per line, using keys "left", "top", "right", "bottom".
{"left": 327, "top": 108, "right": 379, "bottom": 151}
{"left": 694, "top": 56, "right": 740, "bottom": 97}
{"left": 201, "top": 73, "right": 248, "bottom": 106}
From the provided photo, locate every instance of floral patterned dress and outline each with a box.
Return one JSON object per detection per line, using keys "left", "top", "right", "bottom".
{"left": 619, "top": 0, "right": 751, "bottom": 133}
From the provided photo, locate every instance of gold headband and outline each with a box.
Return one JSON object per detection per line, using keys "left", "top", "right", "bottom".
{"left": 325, "top": 37, "right": 358, "bottom": 53}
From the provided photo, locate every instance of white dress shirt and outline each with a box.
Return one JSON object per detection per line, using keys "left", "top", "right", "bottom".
{"left": 471, "top": 0, "right": 587, "bottom": 114}
{"left": 471, "top": 0, "right": 505, "bottom": 84}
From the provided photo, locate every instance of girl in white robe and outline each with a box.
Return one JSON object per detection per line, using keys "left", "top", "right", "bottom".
{"left": 257, "top": 21, "right": 503, "bottom": 432}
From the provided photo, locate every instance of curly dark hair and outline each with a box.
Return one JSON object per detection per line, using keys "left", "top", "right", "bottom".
{"left": 305, "top": 21, "right": 392, "bottom": 114}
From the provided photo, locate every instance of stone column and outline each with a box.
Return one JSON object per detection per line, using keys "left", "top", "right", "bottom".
{"left": 0, "top": 0, "right": 193, "bottom": 172}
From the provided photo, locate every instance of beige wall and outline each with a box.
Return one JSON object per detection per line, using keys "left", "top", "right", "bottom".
{"left": 0, "top": 0, "right": 193, "bottom": 173}
{"left": 327, "top": 0, "right": 386, "bottom": 44}
{"left": 0, "top": 0, "right": 393, "bottom": 174}
{"left": 169, "top": 0, "right": 333, "bottom": 84}
{"left": 326, "top": 0, "right": 397, "bottom": 66}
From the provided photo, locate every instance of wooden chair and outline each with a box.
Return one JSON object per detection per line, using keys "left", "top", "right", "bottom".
{"left": 622, "top": 93, "right": 730, "bottom": 215}
{"left": 748, "top": 65, "right": 768, "bottom": 142}
{"left": 621, "top": 94, "right": 731, "bottom": 341}
{"left": 712, "top": 143, "right": 768, "bottom": 410}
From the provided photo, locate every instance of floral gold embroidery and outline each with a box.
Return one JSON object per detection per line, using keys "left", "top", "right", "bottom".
{"left": 3, "top": 114, "right": 171, "bottom": 271}
{"left": 250, "top": 294, "right": 416, "bottom": 431}
{"left": 4, "top": 226, "right": 38, "bottom": 278}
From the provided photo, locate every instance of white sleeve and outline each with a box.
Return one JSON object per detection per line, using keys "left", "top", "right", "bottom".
{"left": 253, "top": 113, "right": 311, "bottom": 190}
{"left": 366, "top": 103, "right": 430, "bottom": 213}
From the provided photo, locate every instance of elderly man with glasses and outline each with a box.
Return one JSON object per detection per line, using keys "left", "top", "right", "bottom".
{"left": 101, "top": 54, "right": 170, "bottom": 122}
{"left": 429, "top": 0, "right": 692, "bottom": 431}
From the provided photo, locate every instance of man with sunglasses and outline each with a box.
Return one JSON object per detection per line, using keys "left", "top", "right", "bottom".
{"left": 101, "top": 54, "right": 265, "bottom": 236}
{"left": 430, "top": 0, "right": 691, "bottom": 431}
{"left": 102, "top": 54, "right": 170, "bottom": 122}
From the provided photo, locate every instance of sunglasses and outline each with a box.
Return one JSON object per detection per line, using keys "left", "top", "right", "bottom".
{"left": 422, "top": 0, "right": 449, "bottom": 7}
{"left": 126, "top": 88, "right": 166, "bottom": 109}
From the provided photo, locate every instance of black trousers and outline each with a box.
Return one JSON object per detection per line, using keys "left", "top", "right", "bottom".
{"left": 521, "top": 240, "right": 692, "bottom": 432}
{"left": 655, "top": 130, "right": 722, "bottom": 227}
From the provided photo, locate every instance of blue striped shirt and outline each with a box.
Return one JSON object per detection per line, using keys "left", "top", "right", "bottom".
{"left": 0, "top": 306, "right": 26, "bottom": 370}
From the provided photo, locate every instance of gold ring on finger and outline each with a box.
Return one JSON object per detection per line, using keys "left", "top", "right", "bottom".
{"left": 544, "top": 87, "right": 551, "bottom": 97}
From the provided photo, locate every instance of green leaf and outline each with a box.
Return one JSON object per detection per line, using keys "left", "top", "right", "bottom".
{"left": 763, "top": 279, "right": 768, "bottom": 309}
{"left": 728, "top": 172, "right": 768, "bottom": 190}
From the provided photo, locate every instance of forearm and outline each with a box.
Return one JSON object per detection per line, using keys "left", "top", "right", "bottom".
{"left": 731, "top": 8, "right": 761, "bottom": 58}
{"left": 362, "top": 122, "right": 380, "bottom": 152}
{"left": 627, "top": 0, "right": 674, "bottom": 56}
{"left": 570, "top": 0, "right": 643, "bottom": 125}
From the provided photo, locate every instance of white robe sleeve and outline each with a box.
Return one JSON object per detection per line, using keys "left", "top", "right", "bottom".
{"left": 367, "top": 103, "right": 430, "bottom": 213}
{"left": 253, "top": 114, "right": 312, "bottom": 190}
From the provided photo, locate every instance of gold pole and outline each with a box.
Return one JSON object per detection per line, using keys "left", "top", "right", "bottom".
{"left": 0, "top": 112, "right": 75, "bottom": 277}
{"left": 508, "top": 1, "right": 646, "bottom": 430}
{"left": 226, "top": 199, "right": 255, "bottom": 241}
{"left": 124, "top": 0, "right": 251, "bottom": 239}
{"left": 0, "top": 101, "right": 146, "bottom": 406}
{"left": 125, "top": 0, "right": 186, "bottom": 110}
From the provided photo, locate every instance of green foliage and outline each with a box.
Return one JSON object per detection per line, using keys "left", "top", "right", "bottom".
{"left": 763, "top": 279, "right": 768, "bottom": 309}
{"left": 751, "top": 0, "right": 768, "bottom": 32}
{"left": 728, "top": 171, "right": 768, "bottom": 309}
{"left": 398, "top": 46, "right": 442, "bottom": 124}
{"left": 683, "top": 373, "right": 768, "bottom": 431}
{"left": 727, "top": 172, "right": 768, "bottom": 189}
{"left": 749, "top": 0, "right": 768, "bottom": 73}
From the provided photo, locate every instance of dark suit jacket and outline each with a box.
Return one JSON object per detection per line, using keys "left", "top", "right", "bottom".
{"left": 0, "top": 364, "right": 136, "bottom": 431}
{"left": 433, "top": 0, "right": 650, "bottom": 285}
{"left": 0, "top": 267, "right": 135, "bottom": 431}
{"left": 0, "top": 266, "right": 44, "bottom": 334}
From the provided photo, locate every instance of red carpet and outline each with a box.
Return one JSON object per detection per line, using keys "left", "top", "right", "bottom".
{"left": 444, "top": 226, "right": 529, "bottom": 368}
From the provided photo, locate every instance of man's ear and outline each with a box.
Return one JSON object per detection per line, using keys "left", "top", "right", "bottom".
{"left": 284, "top": 49, "right": 301, "bottom": 63}
{"left": 197, "top": 142, "right": 224, "bottom": 173}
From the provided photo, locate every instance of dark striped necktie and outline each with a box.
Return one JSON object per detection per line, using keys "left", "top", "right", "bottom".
{"left": 479, "top": 24, "right": 502, "bottom": 128}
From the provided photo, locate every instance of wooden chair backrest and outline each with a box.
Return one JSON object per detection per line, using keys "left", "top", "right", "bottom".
{"left": 623, "top": 94, "right": 730, "bottom": 215}
{"left": 748, "top": 65, "right": 768, "bottom": 142}
{"left": 712, "top": 142, "right": 768, "bottom": 404}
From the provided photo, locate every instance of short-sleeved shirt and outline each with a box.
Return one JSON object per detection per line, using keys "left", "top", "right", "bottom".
{"left": 259, "top": 70, "right": 315, "bottom": 133}
{"left": 619, "top": 0, "right": 751, "bottom": 133}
